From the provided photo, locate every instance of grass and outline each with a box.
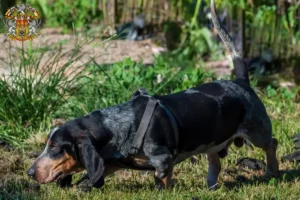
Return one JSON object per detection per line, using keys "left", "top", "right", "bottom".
{"left": 1, "top": 66, "right": 300, "bottom": 199}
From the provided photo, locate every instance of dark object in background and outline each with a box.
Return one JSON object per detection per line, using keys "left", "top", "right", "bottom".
{"left": 281, "top": 151, "right": 300, "bottom": 163}
{"left": 0, "top": 140, "right": 13, "bottom": 151}
{"left": 115, "top": 14, "right": 153, "bottom": 41}
{"left": 162, "top": 21, "right": 182, "bottom": 50}
{"left": 281, "top": 133, "right": 300, "bottom": 163}
{"left": 293, "top": 60, "right": 300, "bottom": 85}
{"left": 291, "top": 133, "right": 300, "bottom": 149}
{"left": 236, "top": 157, "right": 266, "bottom": 171}
{"left": 246, "top": 50, "right": 282, "bottom": 76}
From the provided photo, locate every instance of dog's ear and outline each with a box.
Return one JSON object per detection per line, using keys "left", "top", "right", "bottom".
{"left": 80, "top": 137, "right": 105, "bottom": 188}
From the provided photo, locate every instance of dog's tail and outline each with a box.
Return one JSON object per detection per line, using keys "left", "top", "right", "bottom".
{"left": 210, "top": 0, "right": 249, "bottom": 84}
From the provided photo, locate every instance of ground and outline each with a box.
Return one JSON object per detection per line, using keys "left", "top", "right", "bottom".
{"left": 0, "top": 28, "right": 232, "bottom": 79}
{"left": 1, "top": 29, "right": 300, "bottom": 200}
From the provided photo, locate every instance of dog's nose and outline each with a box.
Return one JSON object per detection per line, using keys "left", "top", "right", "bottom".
{"left": 27, "top": 168, "right": 35, "bottom": 178}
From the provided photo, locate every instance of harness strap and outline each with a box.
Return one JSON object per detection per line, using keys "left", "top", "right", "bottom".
{"left": 157, "top": 100, "right": 179, "bottom": 156}
{"left": 129, "top": 97, "right": 157, "bottom": 155}
{"left": 129, "top": 88, "right": 179, "bottom": 157}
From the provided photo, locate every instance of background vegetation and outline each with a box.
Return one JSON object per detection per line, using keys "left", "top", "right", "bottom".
{"left": 0, "top": 0, "right": 300, "bottom": 199}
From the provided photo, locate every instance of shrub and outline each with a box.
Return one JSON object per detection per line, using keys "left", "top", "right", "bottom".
{"left": 60, "top": 56, "right": 215, "bottom": 117}
{"left": 0, "top": 41, "right": 90, "bottom": 145}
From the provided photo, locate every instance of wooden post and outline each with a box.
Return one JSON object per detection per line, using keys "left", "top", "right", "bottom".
{"left": 120, "top": 0, "right": 127, "bottom": 24}
{"left": 99, "top": 0, "right": 107, "bottom": 26}
{"left": 126, "top": 0, "right": 132, "bottom": 22}
{"left": 164, "top": 0, "right": 169, "bottom": 21}
{"left": 107, "top": 0, "right": 116, "bottom": 35}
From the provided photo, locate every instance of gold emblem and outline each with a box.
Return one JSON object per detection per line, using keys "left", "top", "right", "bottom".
{"left": 4, "top": 4, "right": 41, "bottom": 41}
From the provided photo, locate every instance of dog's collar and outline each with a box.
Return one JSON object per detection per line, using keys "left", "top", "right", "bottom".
{"left": 129, "top": 88, "right": 179, "bottom": 156}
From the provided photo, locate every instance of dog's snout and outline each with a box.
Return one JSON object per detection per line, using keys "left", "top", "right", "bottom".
{"left": 27, "top": 167, "right": 36, "bottom": 179}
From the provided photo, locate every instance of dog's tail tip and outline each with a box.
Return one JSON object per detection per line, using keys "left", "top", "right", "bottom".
{"left": 210, "top": 0, "right": 249, "bottom": 84}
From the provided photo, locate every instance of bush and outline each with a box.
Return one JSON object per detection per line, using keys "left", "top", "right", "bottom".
{"left": 59, "top": 56, "right": 215, "bottom": 117}
{"left": 26, "top": 0, "right": 102, "bottom": 31}
{"left": 0, "top": 42, "right": 89, "bottom": 145}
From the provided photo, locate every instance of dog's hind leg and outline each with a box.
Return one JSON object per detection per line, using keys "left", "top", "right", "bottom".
{"left": 245, "top": 130, "right": 279, "bottom": 176}
{"left": 265, "top": 137, "right": 279, "bottom": 176}
{"left": 207, "top": 152, "right": 221, "bottom": 190}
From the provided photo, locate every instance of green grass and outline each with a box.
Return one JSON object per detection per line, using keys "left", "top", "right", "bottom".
{"left": 1, "top": 68, "right": 300, "bottom": 199}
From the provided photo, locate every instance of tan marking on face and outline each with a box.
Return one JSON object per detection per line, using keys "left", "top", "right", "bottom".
{"left": 35, "top": 151, "right": 83, "bottom": 184}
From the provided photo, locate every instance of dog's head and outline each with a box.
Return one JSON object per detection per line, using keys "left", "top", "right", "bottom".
{"left": 27, "top": 118, "right": 109, "bottom": 188}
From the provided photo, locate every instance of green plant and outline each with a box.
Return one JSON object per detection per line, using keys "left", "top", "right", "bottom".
{"left": 60, "top": 56, "right": 214, "bottom": 117}
{"left": 0, "top": 41, "right": 90, "bottom": 144}
{"left": 26, "top": 0, "right": 101, "bottom": 31}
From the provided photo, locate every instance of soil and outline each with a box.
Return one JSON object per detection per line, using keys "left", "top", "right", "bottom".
{"left": 0, "top": 28, "right": 167, "bottom": 77}
{"left": 0, "top": 28, "right": 233, "bottom": 79}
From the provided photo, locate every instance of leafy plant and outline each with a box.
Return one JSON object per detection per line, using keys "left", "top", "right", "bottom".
{"left": 61, "top": 56, "right": 214, "bottom": 117}
{"left": 0, "top": 40, "right": 90, "bottom": 144}
{"left": 25, "top": 0, "right": 101, "bottom": 31}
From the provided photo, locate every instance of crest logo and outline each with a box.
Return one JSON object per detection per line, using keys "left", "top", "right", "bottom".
{"left": 3, "top": 4, "right": 41, "bottom": 41}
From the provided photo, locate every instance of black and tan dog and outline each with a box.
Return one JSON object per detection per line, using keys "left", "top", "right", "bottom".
{"left": 27, "top": 0, "right": 279, "bottom": 190}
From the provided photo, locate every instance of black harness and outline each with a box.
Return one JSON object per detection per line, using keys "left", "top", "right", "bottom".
{"left": 129, "top": 88, "right": 179, "bottom": 156}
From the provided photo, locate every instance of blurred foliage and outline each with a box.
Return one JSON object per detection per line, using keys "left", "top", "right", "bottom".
{"left": 23, "top": 0, "right": 102, "bottom": 31}
{"left": 57, "top": 56, "right": 215, "bottom": 117}
{"left": 0, "top": 0, "right": 298, "bottom": 59}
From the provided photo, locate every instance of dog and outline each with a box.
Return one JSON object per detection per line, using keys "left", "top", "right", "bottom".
{"left": 27, "top": 0, "right": 279, "bottom": 190}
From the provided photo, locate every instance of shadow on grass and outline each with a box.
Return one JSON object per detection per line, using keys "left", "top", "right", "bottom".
{"left": 223, "top": 167, "right": 300, "bottom": 190}
{"left": 0, "top": 178, "right": 41, "bottom": 200}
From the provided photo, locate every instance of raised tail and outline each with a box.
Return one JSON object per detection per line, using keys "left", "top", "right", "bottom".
{"left": 210, "top": 0, "right": 249, "bottom": 84}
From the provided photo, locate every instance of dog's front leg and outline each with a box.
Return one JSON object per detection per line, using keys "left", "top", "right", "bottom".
{"left": 207, "top": 153, "right": 221, "bottom": 190}
{"left": 148, "top": 150, "right": 173, "bottom": 190}
{"left": 154, "top": 166, "right": 173, "bottom": 190}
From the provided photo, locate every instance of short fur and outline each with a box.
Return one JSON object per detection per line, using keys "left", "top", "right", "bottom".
{"left": 27, "top": 0, "right": 279, "bottom": 190}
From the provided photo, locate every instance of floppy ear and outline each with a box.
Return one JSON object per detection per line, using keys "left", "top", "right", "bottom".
{"left": 80, "top": 137, "right": 105, "bottom": 188}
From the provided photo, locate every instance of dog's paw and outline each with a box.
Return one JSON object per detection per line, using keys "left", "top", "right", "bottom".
{"left": 76, "top": 184, "right": 92, "bottom": 193}
{"left": 56, "top": 175, "right": 72, "bottom": 188}
{"left": 74, "top": 174, "right": 93, "bottom": 192}
{"left": 208, "top": 183, "right": 219, "bottom": 191}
